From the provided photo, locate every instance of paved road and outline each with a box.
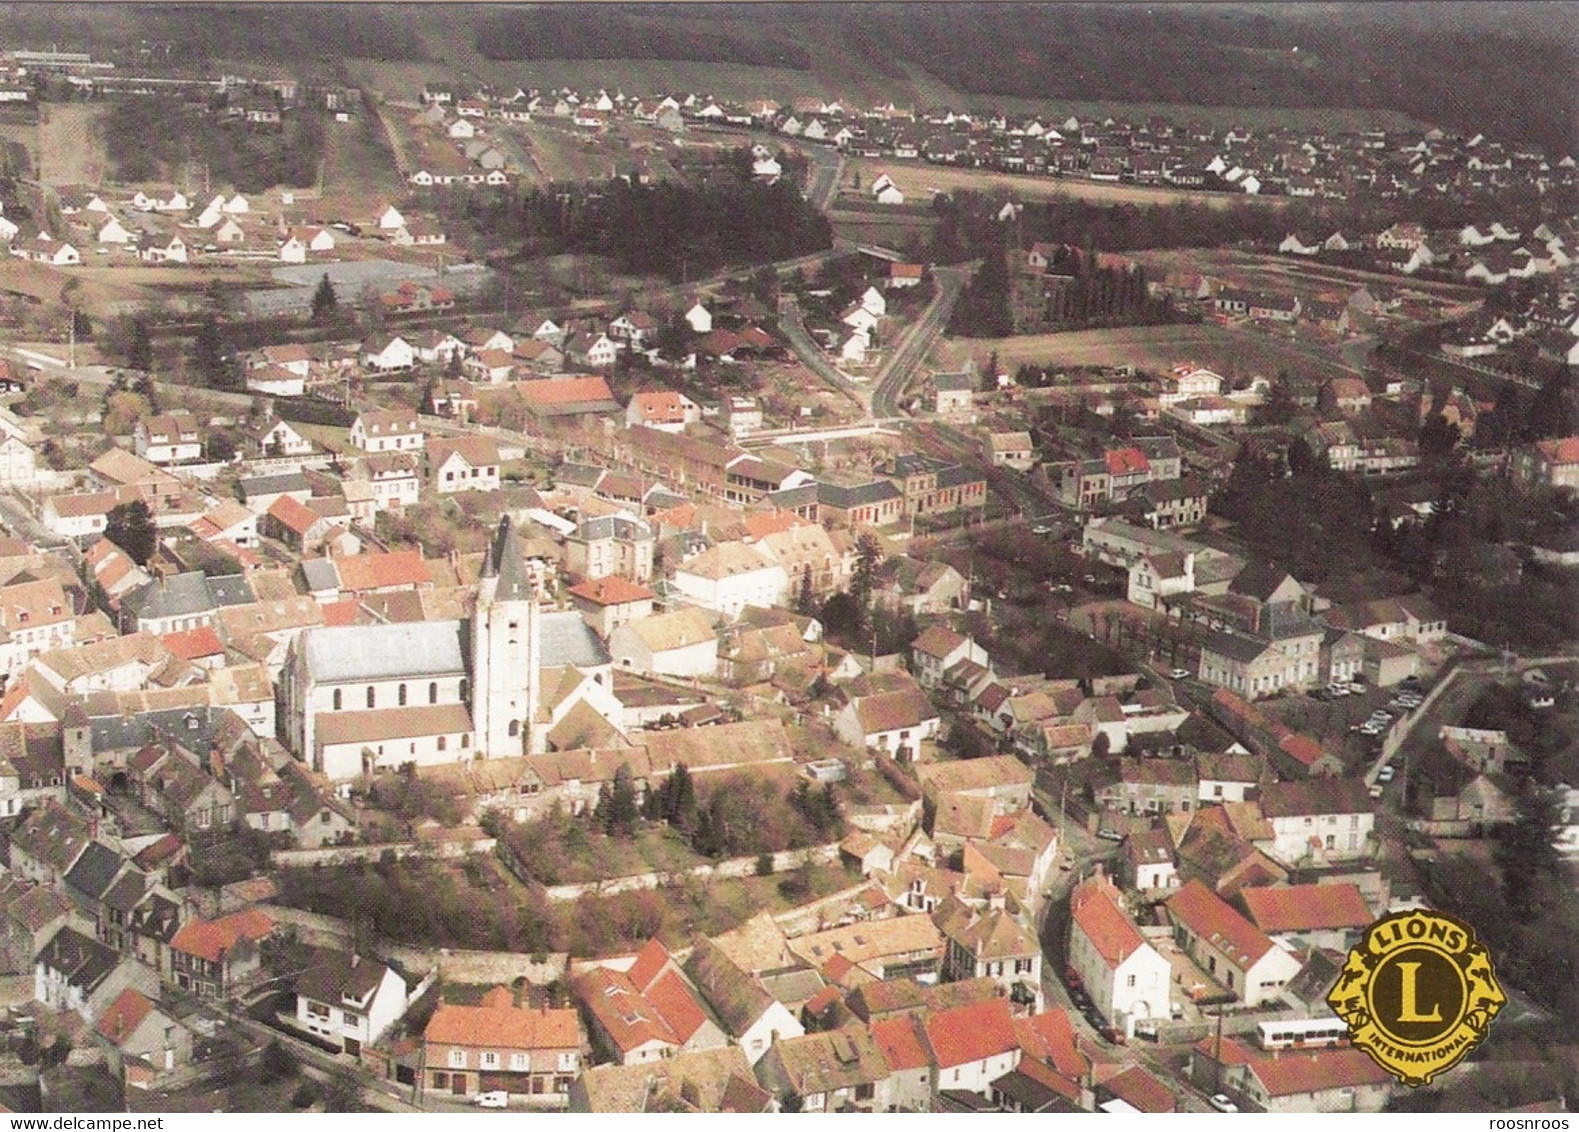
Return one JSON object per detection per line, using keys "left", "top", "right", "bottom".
{"left": 871, "top": 266, "right": 968, "bottom": 418}
{"left": 0, "top": 492, "right": 66, "bottom": 549}
{"left": 801, "top": 144, "right": 845, "bottom": 212}
{"left": 777, "top": 295, "right": 871, "bottom": 410}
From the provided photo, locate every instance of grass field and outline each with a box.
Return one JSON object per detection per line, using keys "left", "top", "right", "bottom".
{"left": 943, "top": 323, "right": 1357, "bottom": 383}
{"left": 37, "top": 103, "right": 108, "bottom": 187}
{"left": 842, "top": 157, "right": 1288, "bottom": 210}
{"left": 321, "top": 112, "right": 405, "bottom": 212}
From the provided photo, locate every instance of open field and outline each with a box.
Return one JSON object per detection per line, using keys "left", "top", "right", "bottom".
{"left": 842, "top": 157, "right": 1288, "bottom": 210}
{"left": 37, "top": 102, "right": 108, "bottom": 187}
{"left": 942, "top": 323, "right": 1357, "bottom": 383}
{"left": 320, "top": 112, "right": 405, "bottom": 210}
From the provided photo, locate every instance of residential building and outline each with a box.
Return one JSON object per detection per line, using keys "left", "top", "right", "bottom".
{"left": 1166, "top": 879, "right": 1301, "bottom": 1006}
{"left": 1067, "top": 874, "right": 1171, "bottom": 1038}
{"left": 294, "top": 951, "right": 409, "bottom": 1057}
{"left": 424, "top": 986, "right": 582, "bottom": 1103}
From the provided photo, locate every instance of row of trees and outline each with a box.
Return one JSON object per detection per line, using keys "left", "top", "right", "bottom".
{"left": 464, "top": 171, "right": 832, "bottom": 281}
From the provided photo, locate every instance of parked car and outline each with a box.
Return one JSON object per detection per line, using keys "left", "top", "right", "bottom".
{"left": 1369, "top": 784, "right": 1385, "bottom": 799}
{"left": 1209, "top": 1094, "right": 1239, "bottom": 1113}
{"left": 1097, "top": 827, "right": 1125, "bottom": 842}
{"left": 474, "top": 1091, "right": 508, "bottom": 1109}
{"left": 1378, "top": 765, "right": 1395, "bottom": 783}
{"left": 1169, "top": 668, "right": 1192, "bottom": 680}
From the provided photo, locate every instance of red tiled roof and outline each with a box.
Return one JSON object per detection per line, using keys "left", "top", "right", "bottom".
{"left": 1070, "top": 876, "right": 1148, "bottom": 970}
{"left": 1535, "top": 436, "right": 1579, "bottom": 466}
{"left": 319, "top": 598, "right": 362, "bottom": 625}
{"left": 741, "top": 512, "right": 805, "bottom": 539}
{"left": 1167, "top": 879, "right": 1276, "bottom": 967}
{"left": 1239, "top": 883, "right": 1373, "bottom": 934}
{"left": 626, "top": 938, "right": 672, "bottom": 990}
{"left": 567, "top": 575, "right": 657, "bottom": 606}
{"left": 518, "top": 375, "right": 617, "bottom": 407}
{"left": 1248, "top": 1048, "right": 1392, "bottom": 1097}
{"left": 923, "top": 996, "right": 1018, "bottom": 1069}
{"left": 645, "top": 969, "right": 710, "bottom": 1044}
{"left": 1104, "top": 447, "right": 1149, "bottom": 476}
{"left": 630, "top": 390, "right": 691, "bottom": 422}
{"left": 1103, "top": 1065, "right": 1175, "bottom": 1112}
{"left": 334, "top": 550, "right": 431, "bottom": 593}
{"left": 427, "top": 997, "right": 580, "bottom": 1051}
{"left": 1277, "top": 733, "right": 1329, "bottom": 768}
{"left": 870, "top": 1014, "right": 930, "bottom": 1070}
{"left": 267, "top": 493, "right": 323, "bottom": 537}
{"left": 573, "top": 966, "right": 677, "bottom": 1053}
{"left": 170, "top": 908, "right": 274, "bottom": 963}
{"left": 94, "top": 988, "right": 155, "bottom": 1046}
{"left": 161, "top": 625, "right": 224, "bottom": 660}
{"left": 1014, "top": 1010, "right": 1088, "bottom": 1081}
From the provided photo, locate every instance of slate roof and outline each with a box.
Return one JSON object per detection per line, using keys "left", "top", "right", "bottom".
{"left": 63, "top": 841, "right": 124, "bottom": 903}
{"left": 817, "top": 480, "right": 902, "bottom": 509}
{"left": 38, "top": 926, "right": 118, "bottom": 991}
{"left": 302, "top": 621, "right": 468, "bottom": 683}
{"left": 123, "top": 572, "right": 254, "bottom": 621}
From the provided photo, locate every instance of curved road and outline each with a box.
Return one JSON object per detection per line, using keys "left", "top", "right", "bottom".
{"left": 871, "top": 266, "right": 969, "bottom": 418}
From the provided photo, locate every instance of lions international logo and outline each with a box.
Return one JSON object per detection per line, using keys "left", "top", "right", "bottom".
{"left": 1327, "top": 909, "right": 1505, "bottom": 1088}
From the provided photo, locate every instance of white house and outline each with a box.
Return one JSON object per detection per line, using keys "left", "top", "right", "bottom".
{"left": 295, "top": 952, "right": 410, "bottom": 1057}
{"left": 684, "top": 302, "right": 712, "bottom": 334}
{"left": 871, "top": 173, "right": 904, "bottom": 205}
{"left": 427, "top": 436, "right": 501, "bottom": 494}
{"left": 1068, "top": 874, "right": 1172, "bottom": 1039}
{"left": 363, "top": 335, "right": 416, "bottom": 372}
{"left": 670, "top": 543, "right": 787, "bottom": 618}
{"left": 1257, "top": 779, "right": 1375, "bottom": 867}
{"left": 833, "top": 685, "right": 941, "bottom": 763}
{"left": 349, "top": 411, "right": 424, "bottom": 454}
{"left": 133, "top": 413, "right": 203, "bottom": 465}
{"left": 922, "top": 998, "right": 1020, "bottom": 1098}
{"left": 378, "top": 205, "right": 405, "bottom": 230}
{"left": 609, "top": 608, "right": 719, "bottom": 679}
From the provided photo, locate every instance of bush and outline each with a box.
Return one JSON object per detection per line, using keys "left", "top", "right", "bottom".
{"left": 258, "top": 1039, "right": 296, "bottom": 1084}
{"left": 755, "top": 852, "right": 774, "bottom": 877}
{"left": 291, "top": 1082, "right": 320, "bottom": 1109}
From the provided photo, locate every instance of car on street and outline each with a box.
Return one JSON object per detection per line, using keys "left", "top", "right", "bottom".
{"left": 1369, "top": 784, "right": 1385, "bottom": 799}
{"left": 1169, "top": 668, "right": 1191, "bottom": 680}
{"left": 1032, "top": 525, "right": 1052, "bottom": 535}
{"left": 1096, "top": 827, "right": 1125, "bottom": 842}
{"left": 1209, "top": 1094, "right": 1239, "bottom": 1113}
{"left": 1378, "top": 765, "right": 1395, "bottom": 783}
{"left": 474, "top": 1092, "right": 508, "bottom": 1109}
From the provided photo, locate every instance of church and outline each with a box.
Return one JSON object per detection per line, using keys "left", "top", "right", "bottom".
{"left": 282, "top": 518, "right": 615, "bottom": 779}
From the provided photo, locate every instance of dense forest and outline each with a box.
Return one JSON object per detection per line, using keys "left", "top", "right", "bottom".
{"left": 473, "top": 7, "right": 812, "bottom": 68}
{"left": 466, "top": 174, "right": 832, "bottom": 280}
{"left": 103, "top": 97, "right": 324, "bottom": 193}
{"left": 0, "top": 6, "right": 1566, "bottom": 154}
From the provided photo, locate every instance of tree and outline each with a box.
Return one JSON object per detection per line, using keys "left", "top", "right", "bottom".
{"left": 980, "top": 350, "right": 999, "bottom": 393}
{"left": 1494, "top": 780, "right": 1564, "bottom": 916}
{"left": 190, "top": 314, "right": 238, "bottom": 390}
{"left": 105, "top": 500, "right": 158, "bottom": 565}
{"left": 126, "top": 318, "right": 154, "bottom": 372}
{"left": 795, "top": 565, "right": 815, "bottom": 616}
{"left": 603, "top": 763, "right": 639, "bottom": 838}
{"left": 851, "top": 533, "right": 881, "bottom": 607}
{"left": 310, "top": 273, "right": 339, "bottom": 325}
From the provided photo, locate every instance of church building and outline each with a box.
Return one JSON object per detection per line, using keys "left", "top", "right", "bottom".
{"left": 282, "top": 518, "right": 613, "bottom": 779}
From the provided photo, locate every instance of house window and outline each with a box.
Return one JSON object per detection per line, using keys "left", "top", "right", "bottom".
{"left": 367, "top": 687, "right": 376, "bottom": 709}
{"left": 333, "top": 689, "right": 342, "bottom": 711}
{"left": 461, "top": 734, "right": 470, "bottom": 749}
{"left": 480, "top": 1052, "right": 499, "bottom": 1070}
{"left": 438, "top": 736, "right": 447, "bottom": 752}
{"left": 1127, "top": 974, "right": 1136, "bottom": 988}
{"left": 448, "top": 1049, "right": 466, "bottom": 1069}
{"left": 399, "top": 684, "right": 408, "bottom": 706}
{"left": 508, "top": 720, "right": 520, "bottom": 738}
{"left": 511, "top": 1053, "right": 529, "bottom": 1072}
